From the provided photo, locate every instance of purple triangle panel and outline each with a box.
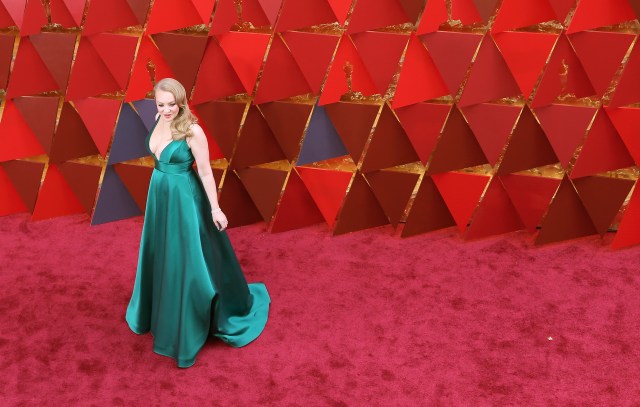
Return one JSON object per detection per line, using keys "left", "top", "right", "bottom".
{"left": 91, "top": 165, "right": 142, "bottom": 225}
{"left": 108, "top": 103, "right": 150, "bottom": 165}
{"left": 132, "top": 99, "right": 158, "bottom": 131}
{"left": 296, "top": 103, "right": 348, "bottom": 166}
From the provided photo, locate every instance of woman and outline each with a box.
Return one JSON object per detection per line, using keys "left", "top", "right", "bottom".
{"left": 125, "top": 78, "right": 270, "bottom": 368}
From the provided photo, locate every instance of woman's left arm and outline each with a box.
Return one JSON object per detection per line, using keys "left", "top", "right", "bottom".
{"left": 189, "top": 124, "right": 228, "bottom": 231}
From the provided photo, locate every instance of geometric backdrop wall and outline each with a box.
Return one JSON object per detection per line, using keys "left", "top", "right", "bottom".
{"left": 1, "top": 0, "right": 640, "bottom": 248}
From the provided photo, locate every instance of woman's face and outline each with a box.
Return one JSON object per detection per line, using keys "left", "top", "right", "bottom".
{"left": 155, "top": 90, "right": 180, "bottom": 123}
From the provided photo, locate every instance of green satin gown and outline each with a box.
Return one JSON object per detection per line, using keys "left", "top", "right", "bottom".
{"left": 126, "top": 119, "right": 270, "bottom": 368}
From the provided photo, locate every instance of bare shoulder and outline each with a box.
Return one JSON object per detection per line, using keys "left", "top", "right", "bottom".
{"left": 189, "top": 123, "right": 206, "bottom": 139}
{"left": 187, "top": 123, "right": 207, "bottom": 151}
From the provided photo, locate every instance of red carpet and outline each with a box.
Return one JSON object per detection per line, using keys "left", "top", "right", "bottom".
{"left": 1, "top": 214, "right": 640, "bottom": 406}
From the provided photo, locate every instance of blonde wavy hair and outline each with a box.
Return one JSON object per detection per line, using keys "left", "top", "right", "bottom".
{"left": 154, "top": 78, "right": 198, "bottom": 141}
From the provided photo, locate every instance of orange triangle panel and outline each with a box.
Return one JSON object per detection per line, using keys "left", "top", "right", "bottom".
{"left": 0, "top": 101, "right": 46, "bottom": 161}
{"left": 497, "top": 106, "right": 558, "bottom": 175}
{"left": 270, "top": 169, "right": 325, "bottom": 233}
{"left": 365, "top": 169, "right": 419, "bottom": 227}
{"left": 569, "top": 31, "right": 636, "bottom": 96}
{"left": 429, "top": 107, "right": 488, "bottom": 174}
{"left": 324, "top": 101, "right": 380, "bottom": 164}
{"left": 361, "top": 104, "right": 419, "bottom": 173}
{"left": 258, "top": 101, "right": 313, "bottom": 162}
{"left": 237, "top": 167, "right": 288, "bottom": 223}
{"left": 0, "top": 160, "right": 45, "bottom": 212}
{"left": 394, "top": 102, "right": 451, "bottom": 165}
{"left": 500, "top": 174, "right": 560, "bottom": 233}
{"left": 574, "top": 176, "right": 634, "bottom": 235}
{"left": 49, "top": 103, "right": 100, "bottom": 164}
{"left": 571, "top": 109, "right": 635, "bottom": 179}
{"left": 32, "top": 164, "right": 86, "bottom": 220}
{"left": 296, "top": 166, "right": 352, "bottom": 228}
{"left": 392, "top": 34, "right": 448, "bottom": 109}
{"left": 493, "top": 32, "right": 558, "bottom": 99}
{"left": 219, "top": 170, "right": 263, "bottom": 227}
{"left": 401, "top": 175, "right": 455, "bottom": 237}
{"left": 333, "top": 172, "right": 389, "bottom": 234}
{"left": 535, "top": 176, "right": 597, "bottom": 245}
{"left": 465, "top": 178, "right": 524, "bottom": 240}
{"left": 318, "top": 34, "right": 378, "bottom": 106}
{"left": 74, "top": 98, "right": 122, "bottom": 158}
{"left": 254, "top": 34, "right": 312, "bottom": 104}
{"left": 231, "top": 105, "right": 286, "bottom": 169}
{"left": 432, "top": 172, "right": 490, "bottom": 233}
{"left": 58, "top": 161, "right": 102, "bottom": 214}
{"left": 534, "top": 104, "right": 597, "bottom": 168}
{"left": 113, "top": 163, "right": 154, "bottom": 212}
{"left": 462, "top": 103, "right": 521, "bottom": 166}
{"left": 612, "top": 186, "right": 640, "bottom": 249}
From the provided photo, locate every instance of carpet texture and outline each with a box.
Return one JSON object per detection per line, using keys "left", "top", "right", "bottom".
{"left": 1, "top": 214, "right": 640, "bottom": 406}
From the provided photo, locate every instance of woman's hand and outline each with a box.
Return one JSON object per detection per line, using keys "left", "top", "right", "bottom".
{"left": 212, "top": 208, "right": 228, "bottom": 231}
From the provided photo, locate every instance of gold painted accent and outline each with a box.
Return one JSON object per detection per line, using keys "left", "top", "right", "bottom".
{"left": 146, "top": 58, "right": 157, "bottom": 88}
{"left": 384, "top": 162, "right": 425, "bottom": 174}
{"left": 299, "top": 156, "right": 357, "bottom": 172}
{"left": 253, "top": 160, "right": 292, "bottom": 171}
{"left": 41, "top": 0, "right": 52, "bottom": 25}
{"left": 559, "top": 59, "right": 569, "bottom": 95}
{"left": 343, "top": 60, "right": 353, "bottom": 94}
{"left": 68, "top": 155, "right": 106, "bottom": 166}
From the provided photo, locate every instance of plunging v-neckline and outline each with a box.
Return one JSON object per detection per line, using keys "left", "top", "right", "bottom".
{"left": 149, "top": 118, "right": 175, "bottom": 161}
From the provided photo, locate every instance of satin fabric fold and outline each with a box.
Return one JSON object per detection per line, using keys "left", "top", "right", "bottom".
{"left": 126, "top": 119, "right": 270, "bottom": 368}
